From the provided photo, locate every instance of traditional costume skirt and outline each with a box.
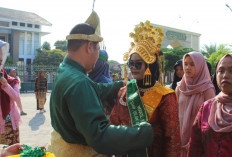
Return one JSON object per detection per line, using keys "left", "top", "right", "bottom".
{"left": 36, "top": 91, "right": 46, "bottom": 110}
{"left": 0, "top": 121, "right": 19, "bottom": 145}
{"left": 48, "top": 130, "right": 107, "bottom": 157}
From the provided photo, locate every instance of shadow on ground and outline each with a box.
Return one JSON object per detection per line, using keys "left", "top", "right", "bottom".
{"left": 29, "top": 113, "right": 46, "bottom": 131}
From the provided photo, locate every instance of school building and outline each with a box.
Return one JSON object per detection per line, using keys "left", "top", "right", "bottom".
{"left": 0, "top": 7, "right": 52, "bottom": 65}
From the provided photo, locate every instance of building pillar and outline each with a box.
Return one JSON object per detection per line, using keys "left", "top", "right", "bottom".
{"left": 12, "top": 30, "right": 20, "bottom": 63}
{"left": 32, "top": 32, "right": 35, "bottom": 56}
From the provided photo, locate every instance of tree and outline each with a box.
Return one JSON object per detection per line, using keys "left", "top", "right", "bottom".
{"left": 41, "top": 41, "right": 51, "bottom": 50}
{"left": 161, "top": 47, "right": 193, "bottom": 84}
{"left": 33, "top": 49, "right": 66, "bottom": 66}
{"left": 201, "top": 43, "right": 218, "bottom": 58}
{"left": 54, "top": 40, "right": 67, "bottom": 52}
{"left": 5, "top": 56, "right": 14, "bottom": 64}
{"left": 162, "top": 47, "right": 194, "bottom": 73}
{"left": 207, "top": 44, "right": 231, "bottom": 74}
{"left": 108, "top": 60, "right": 121, "bottom": 74}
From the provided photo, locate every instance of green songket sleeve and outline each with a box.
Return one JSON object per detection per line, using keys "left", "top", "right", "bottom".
{"left": 94, "top": 81, "right": 123, "bottom": 101}
{"left": 68, "top": 80, "right": 153, "bottom": 155}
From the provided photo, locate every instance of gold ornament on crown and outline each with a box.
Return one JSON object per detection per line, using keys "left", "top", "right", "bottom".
{"left": 123, "top": 64, "right": 128, "bottom": 81}
{"left": 123, "top": 20, "right": 165, "bottom": 86}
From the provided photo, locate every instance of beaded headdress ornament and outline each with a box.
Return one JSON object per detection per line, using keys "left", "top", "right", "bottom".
{"left": 123, "top": 20, "right": 165, "bottom": 86}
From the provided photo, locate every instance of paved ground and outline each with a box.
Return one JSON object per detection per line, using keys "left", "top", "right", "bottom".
{"left": 19, "top": 93, "right": 52, "bottom": 148}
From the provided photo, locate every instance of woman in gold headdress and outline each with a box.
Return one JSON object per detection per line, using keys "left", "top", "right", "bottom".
{"left": 109, "top": 21, "right": 181, "bottom": 157}
{"left": 34, "top": 69, "right": 47, "bottom": 113}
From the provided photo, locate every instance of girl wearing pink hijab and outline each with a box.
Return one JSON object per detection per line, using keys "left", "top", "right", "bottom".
{"left": 176, "top": 51, "right": 215, "bottom": 157}
{"left": 188, "top": 53, "right": 232, "bottom": 157}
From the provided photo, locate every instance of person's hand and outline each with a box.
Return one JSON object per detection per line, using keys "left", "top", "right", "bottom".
{"left": 181, "top": 142, "right": 189, "bottom": 152}
{"left": 0, "top": 77, "right": 7, "bottom": 86}
{"left": 123, "top": 80, "right": 128, "bottom": 86}
{"left": 1, "top": 143, "right": 23, "bottom": 157}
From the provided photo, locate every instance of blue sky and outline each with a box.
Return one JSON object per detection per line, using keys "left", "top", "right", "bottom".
{"left": 1, "top": 0, "right": 232, "bottom": 63}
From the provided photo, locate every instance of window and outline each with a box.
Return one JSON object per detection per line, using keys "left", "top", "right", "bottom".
{"left": 19, "top": 32, "right": 25, "bottom": 55}
{"left": 26, "top": 32, "right": 32, "bottom": 55}
{"left": 12, "top": 21, "right": 17, "bottom": 26}
{"left": 26, "top": 59, "right": 31, "bottom": 65}
{"left": 27, "top": 24, "right": 33, "bottom": 28}
{"left": 35, "top": 25, "right": 40, "bottom": 29}
{"left": 20, "top": 23, "right": 25, "bottom": 27}
{"left": 18, "top": 58, "right": 24, "bottom": 64}
{"left": 0, "top": 36, "right": 5, "bottom": 41}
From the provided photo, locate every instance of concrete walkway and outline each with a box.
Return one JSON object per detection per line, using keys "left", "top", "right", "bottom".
{"left": 19, "top": 93, "right": 52, "bottom": 148}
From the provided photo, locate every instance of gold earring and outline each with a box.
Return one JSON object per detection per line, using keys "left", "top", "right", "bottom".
{"left": 144, "top": 65, "right": 151, "bottom": 86}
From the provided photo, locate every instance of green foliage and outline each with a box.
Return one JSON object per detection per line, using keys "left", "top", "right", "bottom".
{"left": 207, "top": 45, "right": 232, "bottom": 74}
{"left": 162, "top": 47, "right": 194, "bottom": 73}
{"left": 108, "top": 60, "right": 121, "bottom": 73}
{"left": 54, "top": 40, "right": 67, "bottom": 52}
{"left": 108, "top": 60, "right": 120, "bottom": 64}
{"left": 163, "top": 52, "right": 179, "bottom": 72}
{"left": 5, "top": 56, "right": 14, "bottom": 64}
{"left": 33, "top": 49, "right": 66, "bottom": 66}
{"left": 201, "top": 43, "right": 218, "bottom": 58}
{"left": 41, "top": 41, "right": 51, "bottom": 50}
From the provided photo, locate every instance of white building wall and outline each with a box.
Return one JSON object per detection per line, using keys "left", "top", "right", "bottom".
{"left": 151, "top": 23, "right": 201, "bottom": 51}
{"left": 19, "top": 31, "right": 42, "bottom": 65}
{"left": 191, "top": 35, "right": 200, "bottom": 51}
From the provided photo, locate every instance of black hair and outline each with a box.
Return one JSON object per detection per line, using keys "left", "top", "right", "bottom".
{"left": 212, "top": 62, "right": 221, "bottom": 95}
{"left": 171, "top": 60, "right": 183, "bottom": 90}
{"left": 67, "top": 23, "right": 98, "bottom": 51}
{"left": 206, "top": 61, "right": 212, "bottom": 76}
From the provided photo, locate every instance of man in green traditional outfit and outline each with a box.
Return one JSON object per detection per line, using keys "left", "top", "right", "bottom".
{"left": 48, "top": 11, "right": 154, "bottom": 157}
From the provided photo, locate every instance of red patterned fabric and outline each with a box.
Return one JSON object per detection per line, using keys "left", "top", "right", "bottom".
{"left": 188, "top": 99, "right": 232, "bottom": 157}
{"left": 110, "top": 87, "right": 181, "bottom": 157}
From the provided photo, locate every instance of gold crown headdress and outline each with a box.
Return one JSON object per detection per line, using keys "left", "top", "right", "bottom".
{"left": 66, "top": 11, "right": 103, "bottom": 42}
{"left": 123, "top": 20, "right": 165, "bottom": 86}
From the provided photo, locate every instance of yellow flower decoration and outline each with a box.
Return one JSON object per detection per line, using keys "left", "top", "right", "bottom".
{"left": 156, "top": 37, "right": 163, "bottom": 44}
{"left": 130, "top": 42, "right": 135, "bottom": 47}
{"left": 145, "top": 20, "right": 151, "bottom": 27}
{"left": 126, "top": 20, "right": 165, "bottom": 58}
{"left": 124, "top": 20, "right": 166, "bottom": 85}
{"left": 140, "top": 22, "right": 144, "bottom": 27}
{"left": 123, "top": 52, "right": 130, "bottom": 61}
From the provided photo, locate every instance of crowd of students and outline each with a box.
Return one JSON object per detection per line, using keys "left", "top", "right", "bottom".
{"left": 0, "top": 10, "right": 232, "bottom": 157}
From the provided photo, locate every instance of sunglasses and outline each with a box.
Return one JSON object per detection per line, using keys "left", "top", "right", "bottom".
{"left": 127, "top": 61, "right": 144, "bottom": 70}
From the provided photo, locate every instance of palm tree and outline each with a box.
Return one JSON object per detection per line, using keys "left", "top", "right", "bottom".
{"left": 229, "top": 44, "right": 232, "bottom": 49}
{"left": 217, "top": 44, "right": 230, "bottom": 52}
{"left": 206, "top": 44, "right": 231, "bottom": 74}
{"left": 201, "top": 43, "right": 218, "bottom": 58}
